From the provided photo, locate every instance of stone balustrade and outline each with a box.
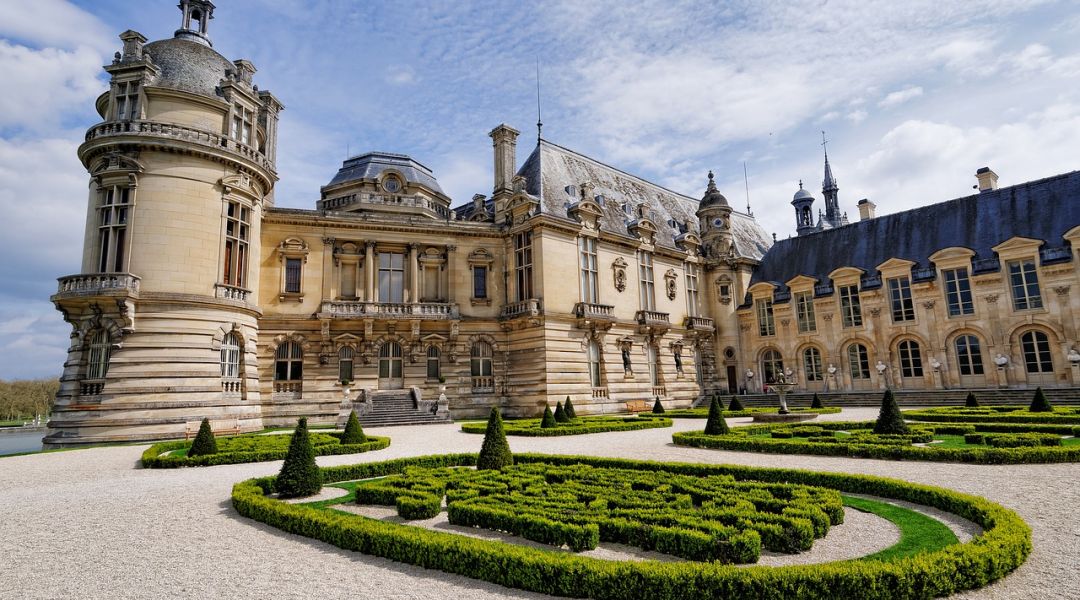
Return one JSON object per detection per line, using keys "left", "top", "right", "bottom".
{"left": 56, "top": 273, "right": 141, "bottom": 297}
{"left": 320, "top": 301, "right": 459, "bottom": 319}
{"left": 573, "top": 302, "right": 615, "bottom": 321}
{"left": 83, "top": 120, "right": 275, "bottom": 174}
{"left": 215, "top": 284, "right": 251, "bottom": 302}
{"left": 500, "top": 298, "right": 543, "bottom": 319}
{"left": 684, "top": 316, "right": 715, "bottom": 333}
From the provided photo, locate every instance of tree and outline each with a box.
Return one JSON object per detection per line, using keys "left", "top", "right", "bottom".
{"left": 965, "top": 392, "right": 979, "bottom": 408}
{"left": 873, "top": 390, "right": 909, "bottom": 435}
{"left": 554, "top": 401, "right": 569, "bottom": 423}
{"left": 187, "top": 418, "right": 218, "bottom": 457}
{"left": 704, "top": 396, "right": 730, "bottom": 435}
{"left": 1029, "top": 387, "right": 1053, "bottom": 413}
{"left": 811, "top": 393, "right": 824, "bottom": 409}
{"left": 563, "top": 396, "right": 577, "bottom": 420}
{"left": 652, "top": 396, "right": 665, "bottom": 414}
{"left": 728, "top": 395, "right": 744, "bottom": 412}
{"left": 540, "top": 405, "right": 556, "bottom": 429}
{"left": 276, "top": 417, "right": 323, "bottom": 498}
{"left": 340, "top": 410, "right": 367, "bottom": 445}
{"left": 477, "top": 408, "right": 513, "bottom": 470}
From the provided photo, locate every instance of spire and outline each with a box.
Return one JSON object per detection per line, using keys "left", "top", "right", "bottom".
{"left": 821, "top": 131, "right": 837, "bottom": 192}
{"left": 820, "top": 131, "right": 841, "bottom": 227}
{"left": 535, "top": 57, "right": 543, "bottom": 144}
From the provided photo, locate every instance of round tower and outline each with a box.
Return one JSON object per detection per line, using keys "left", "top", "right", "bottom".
{"left": 791, "top": 180, "right": 816, "bottom": 236}
{"left": 48, "top": 2, "right": 283, "bottom": 445}
{"left": 696, "top": 171, "right": 733, "bottom": 258}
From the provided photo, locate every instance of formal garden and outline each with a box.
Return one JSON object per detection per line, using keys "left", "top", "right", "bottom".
{"left": 460, "top": 397, "right": 672, "bottom": 436}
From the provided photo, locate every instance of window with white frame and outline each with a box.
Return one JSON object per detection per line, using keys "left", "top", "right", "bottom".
{"left": 887, "top": 276, "right": 915, "bottom": 322}
{"left": 426, "top": 346, "right": 441, "bottom": 380}
{"left": 223, "top": 201, "right": 249, "bottom": 287}
{"left": 231, "top": 105, "right": 252, "bottom": 146}
{"left": 839, "top": 284, "right": 863, "bottom": 328}
{"left": 274, "top": 342, "right": 303, "bottom": 381}
{"left": 97, "top": 185, "right": 131, "bottom": 273}
{"left": 898, "top": 340, "right": 923, "bottom": 378}
{"left": 638, "top": 251, "right": 655, "bottom": 310}
{"left": 338, "top": 346, "right": 354, "bottom": 382}
{"left": 579, "top": 237, "right": 598, "bottom": 303}
{"left": 685, "top": 264, "right": 700, "bottom": 317}
{"left": 803, "top": 347, "right": 823, "bottom": 381}
{"left": 943, "top": 268, "right": 974, "bottom": 316}
{"left": 795, "top": 291, "right": 816, "bottom": 333}
{"left": 587, "top": 339, "right": 602, "bottom": 388}
{"left": 87, "top": 330, "right": 111, "bottom": 380}
{"left": 378, "top": 252, "right": 405, "bottom": 303}
{"left": 847, "top": 343, "right": 870, "bottom": 379}
{"left": 756, "top": 298, "right": 775, "bottom": 336}
{"left": 114, "top": 81, "right": 139, "bottom": 120}
{"left": 1020, "top": 330, "right": 1053, "bottom": 373}
{"left": 1007, "top": 259, "right": 1043, "bottom": 311}
{"left": 220, "top": 332, "right": 241, "bottom": 379}
{"left": 954, "top": 335, "right": 984, "bottom": 376}
{"left": 471, "top": 342, "right": 493, "bottom": 378}
{"left": 514, "top": 231, "right": 534, "bottom": 301}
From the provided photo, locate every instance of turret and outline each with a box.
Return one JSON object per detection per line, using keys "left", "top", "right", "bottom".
{"left": 791, "top": 180, "right": 816, "bottom": 236}
{"left": 697, "top": 171, "right": 733, "bottom": 257}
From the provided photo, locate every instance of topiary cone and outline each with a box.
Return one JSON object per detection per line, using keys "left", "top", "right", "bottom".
{"left": 564, "top": 396, "right": 577, "bottom": 419}
{"left": 728, "top": 395, "right": 744, "bottom": 412}
{"left": 341, "top": 410, "right": 367, "bottom": 445}
{"left": 554, "top": 401, "right": 569, "bottom": 423}
{"left": 188, "top": 418, "right": 218, "bottom": 457}
{"left": 540, "top": 405, "right": 556, "bottom": 428}
{"left": 811, "top": 393, "right": 823, "bottom": 409}
{"left": 276, "top": 417, "right": 323, "bottom": 498}
{"left": 477, "top": 408, "right": 513, "bottom": 470}
{"left": 704, "top": 396, "right": 730, "bottom": 435}
{"left": 873, "top": 390, "right": 909, "bottom": 435}
{"left": 965, "top": 392, "right": 979, "bottom": 408}
{"left": 652, "top": 396, "right": 665, "bottom": 414}
{"left": 1029, "top": 387, "right": 1053, "bottom": 413}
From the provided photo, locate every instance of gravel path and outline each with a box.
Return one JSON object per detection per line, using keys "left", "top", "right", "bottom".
{"left": 1, "top": 407, "right": 1077, "bottom": 599}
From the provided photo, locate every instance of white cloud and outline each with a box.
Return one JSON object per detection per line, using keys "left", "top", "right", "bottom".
{"left": 385, "top": 65, "right": 418, "bottom": 86}
{"left": 846, "top": 110, "right": 868, "bottom": 123}
{"left": 0, "top": 0, "right": 113, "bottom": 53}
{"left": 0, "top": 40, "right": 106, "bottom": 133}
{"left": 878, "top": 86, "right": 923, "bottom": 108}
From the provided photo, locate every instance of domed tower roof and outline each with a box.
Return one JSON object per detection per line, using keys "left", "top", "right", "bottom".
{"left": 792, "top": 180, "right": 814, "bottom": 203}
{"left": 698, "top": 171, "right": 729, "bottom": 210}
{"left": 142, "top": 37, "right": 232, "bottom": 100}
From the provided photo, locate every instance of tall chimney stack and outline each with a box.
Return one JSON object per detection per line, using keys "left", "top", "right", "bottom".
{"left": 857, "top": 198, "right": 876, "bottom": 221}
{"left": 976, "top": 167, "right": 999, "bottom": 192}
{"left": 489, "top": 124, "right": 520, "bottom": 197}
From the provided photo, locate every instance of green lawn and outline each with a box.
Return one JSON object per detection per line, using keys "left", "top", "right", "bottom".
{"left": 843, "top": 495, "right": 959, "bottom": 561}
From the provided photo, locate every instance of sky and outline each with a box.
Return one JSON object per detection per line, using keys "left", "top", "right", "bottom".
{"left": 0, "top": 0, "right": 1078, "bottom": 380}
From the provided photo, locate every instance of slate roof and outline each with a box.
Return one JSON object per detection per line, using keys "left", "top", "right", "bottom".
{"left": 325, "top": 152, "right": 445, "bottom": 194}
{"left": 751, "top": 170, "right": 1080, "bottom": 290}
{"left": 143, "top": 37, "right": 233, "bottom": 100}
{"left": 512, "top": 140, "right": 771, "bottom": 259}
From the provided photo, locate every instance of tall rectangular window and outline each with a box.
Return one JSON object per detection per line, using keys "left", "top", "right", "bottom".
{"left": 284, "top": 258, "right": 302, "bottom": 294}
{"left": 514, "top": 231, "right": 533, "bottom": 301}
{"left": 795, "top": 291, "right": 816, "bottom": 333}
{"left": 472, "top": 266, "right": 487, "bottom": 299}
{"left": 887, "top": 276, "right": 915, "bottom": 322}
{"left": 231, "top": 106, "right": 252, "bottom": 145}
{"left": 340, "top": 263, "right": 357, "bottom": 299}
{"left": 114, "top": 81, "right": 139, "bottom": 120}
{"left": 222, "top": 201, "right": 249, "bottom": 287}
{"left": 756, "top": 298, "right": 775, "bottom": 336}
{"left": 839, "top": 284, "right": 862, "bottom": 328}
{"left": 378, "top": 252, "right": 405, "bottom": 303}
{"left": 943, "top": 268, "right": 974, "bottom": 316}
{"left": 638, "top": 251, "right": 655, "bottom": 311}
{"left": 1008, "top": 259, "right": 1042, "bottom": 310}
{"left": 685, "top": 264, "right": 700, "bottom": 317}
{"left": 579, "top": 237, "right": 598, "bottom": 303}
{"left": 98, "top": 186, "right": 130, "bottom": 273}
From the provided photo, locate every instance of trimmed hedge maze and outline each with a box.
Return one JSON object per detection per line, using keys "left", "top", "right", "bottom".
{"left": 461, "top": 415, "right": 672, "bottom": 436}
{"left": 904, "top": 405, "right": 1080, "bottom": 425}
{"left": 232, "top": 453, "right": 1031, "bottom": 600}
{"left": 642, "top": 406, "right": 841, "bottom": 419}
{"left": 142, "top": 432, "right": 390, "bottom": 468}
{"left": 674, "top": 420, "right": 1080, "bottom": 464}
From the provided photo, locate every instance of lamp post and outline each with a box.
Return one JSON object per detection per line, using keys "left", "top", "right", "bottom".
{"left": 994, "top": 354, "right": 1009, "bottom": 388}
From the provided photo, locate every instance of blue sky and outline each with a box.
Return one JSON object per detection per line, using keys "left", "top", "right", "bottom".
{"left": 1, "top": 0, "right": 1079, "bottom": 379}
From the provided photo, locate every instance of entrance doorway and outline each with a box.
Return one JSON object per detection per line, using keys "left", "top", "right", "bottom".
{"left": 378, "top": 342, "right": 403, "bottom": 389}
{"left": 726, "top": 366, "right": 738, "bottom": 394}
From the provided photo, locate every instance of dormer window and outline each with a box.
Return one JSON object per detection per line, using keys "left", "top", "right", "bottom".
{"left": 231, "top": 106, "right": 252, "bottom": 145}
{"left": 114, "top": 82, "right": 139, "bottom": 121}
{"left": 382, "top": 176, "right": 402, "bottom": 193}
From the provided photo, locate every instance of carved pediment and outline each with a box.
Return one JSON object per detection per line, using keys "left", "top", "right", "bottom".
{"left": 628, "top": 217, "right": 658, "bottom": 245}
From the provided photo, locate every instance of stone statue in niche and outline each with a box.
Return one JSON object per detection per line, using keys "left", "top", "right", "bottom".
{"left": 673, "top": 350, "right": 683, "bottom": 374}
{"left": 622, "top": 348, "right": 632, "bottom": 374}
{"left": 612, "top": 258, "right": 628, "bottom": 293}
{"left": 665, "top": 269, "right": 678, "bottom": 300}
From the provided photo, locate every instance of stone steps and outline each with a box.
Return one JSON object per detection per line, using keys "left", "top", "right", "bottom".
{"left": 356, "top": 391, "right": 451, "bottom": 427}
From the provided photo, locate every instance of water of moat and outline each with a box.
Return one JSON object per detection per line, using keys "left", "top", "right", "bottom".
{"left": 0, "top": 428, "right": 44, "bottom": 456}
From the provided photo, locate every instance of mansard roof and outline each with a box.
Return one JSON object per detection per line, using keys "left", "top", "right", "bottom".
{"left": 515, "top": 140, "right": 771, "bottom": 259}
{"left": 752, "top": 170, "right": 1080, "bottom": 289}
{"left": 325, "top": 151, "right": 445, "bottom": 194}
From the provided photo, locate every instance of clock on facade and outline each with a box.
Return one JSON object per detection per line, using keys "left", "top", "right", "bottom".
{"left": 383, "top": 177, "right": 401, "bottom": 193}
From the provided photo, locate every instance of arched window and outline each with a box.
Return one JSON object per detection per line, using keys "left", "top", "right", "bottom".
{"left": 1020, "top": 330, "right": 1053, "bottom": 373}
{"left": 761, "top": 349, "right": 783, "bottom": 383}
{"left": 471, "top": 342, "right": 492, "bottom": 377}
{"left": 803, "top": 347, "right": 823, "bottom": 381}
{"left": 587, "top": 340, "right": 602, "bottom": 388}
{"left": 275, "top": 341, "right": 303, "bottom": 381}
{"left": 898, "top": 340, "right": 923, "bottom": 378}
{"left": 954, "top": 335, "right": 984, "bottom": 376}
{"left": 87, "top": 330, "right": 111, "bottom": 379}
{"left": 847, "top": 343, "right": 870, "bottom": 379}
{"left": 221, "top": 332, "right": 241, "bottom": 379}
{"left": 338, "top": 346, "right": 354, "bottom": 382}
{"left": 426, "top": 346, "right": 441, "bottom": 380}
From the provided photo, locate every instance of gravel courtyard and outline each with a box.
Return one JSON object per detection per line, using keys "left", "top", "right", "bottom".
{"left": 1, "top": 408, "right": 1077, "bottom": 599}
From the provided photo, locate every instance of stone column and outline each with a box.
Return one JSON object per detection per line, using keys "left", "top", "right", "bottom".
{"left": 322, "top": 237, "right": 335, "bottom": 301}
{"left": 446, "top": 245, "right": 456, "bottom": 303}
{"left": 365, "top": 241, "right": 375, "bottom": 302}
{"left": 408, "top": 243, "right": 419, "bottom": 303}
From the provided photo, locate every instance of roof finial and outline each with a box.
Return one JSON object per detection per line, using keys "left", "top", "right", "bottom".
{"left": 535, "top": 57, "right": 543, "bottom": 144}
{"left": 798, "top": 179, "right": 803, "bottom": 189}
{"left": 743, "top": 161, "right": 753, "bottom": 216}
{"left": 821, "top": 130, "right": 828, "bottom": 160}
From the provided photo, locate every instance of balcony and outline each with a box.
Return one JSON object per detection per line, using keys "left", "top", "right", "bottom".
{"left": 54, "top": 273, "right": 140, "bottom": 300}
{"left": 573, "top": 302, "right": 615, "bottom": 328}
{"left": 319, "top": 301, "right": 459, "bottom": 320}
{"left": 215, "top": 284, "right": 251, "bottom": 302}
{"left": 471, "top": 376, "right": 495, "bottom": 393}
{"left": 500, "top": 298, "right": 543, "bottom": 320}
{"left": 635, "top": 310, "right": 671, "bottom": 333}
{"left": 684, "top": 316, "right": 715, "bottom": 334}
{"left": 318, "top": 192, "right": 451, "bottom": 219}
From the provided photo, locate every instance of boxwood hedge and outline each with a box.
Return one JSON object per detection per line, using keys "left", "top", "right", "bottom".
{"left": 461, "top": 415, "right": 672, "bottom": 437}
{"left": 231, "top": 453, "right": 1031, "bottom": 600}
{"left": 142, "top": 431, "right": 390, "bottom": 468}
{"left": 641, "top": 406, "right": 841, "bottom": 419}
{"left": 904, "top": 406, "right": 1080, "bottom": 425}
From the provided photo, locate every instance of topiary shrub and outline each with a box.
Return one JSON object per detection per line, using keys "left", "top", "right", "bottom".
{"left": 554, "top": 401, "right": 569, "bottom": 423}
{"left": 1029, "top": 387, "right": 1053, "bottom": 413}
{"left": 704, "top": 396, "right": 730, "bottom": 435}
{"left": 873, "top": 390, "right": 910, "bottom": 435}
{"left": 341, "top": 410, "right": 367, "bottom": 445}
{"left": 477, "top": 408, "right": 513, "bottom": 470}
{"left": 276, "top": 417, "right": 323, "bottom": 498}
{"left": 728, "top": 395, "right": 744, "bottom": 411}
{"left": 563, "top": 396, "right": 577, "bottom": 419}
{"left": 540, "top": 405, "right": 556, "bottom": 429}
{"left": 965, "top": 392, "right": 980, "bottom": 408}
{"left": 811, "top": 393, "right": 823, "bottom": 409}
{"left": 652, "top": 396, "right": 665, "bottom": 414}
{"left": 188, "top": 418, "right": 218, "bottom": 457}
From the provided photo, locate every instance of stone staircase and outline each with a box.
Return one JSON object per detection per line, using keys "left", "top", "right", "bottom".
{"left": 696, "top": 387, "right": 1080, "bottom": 409}
{"left": 356, "top": 390, "right": 452, "bottom": 427}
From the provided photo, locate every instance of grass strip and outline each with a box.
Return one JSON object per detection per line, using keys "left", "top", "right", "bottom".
{"left": 844, "top": 495, "right": 959, "bottom": 562}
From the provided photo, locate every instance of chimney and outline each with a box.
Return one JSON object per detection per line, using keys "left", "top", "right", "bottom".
{"left": 857, "top": 198, "right": 876, "bottom": 220}
{"left": 976, "top": 167, "right": 999, "bottom": 192}
{"left": 489, "top": 124, "right": 520, "bottom": 197}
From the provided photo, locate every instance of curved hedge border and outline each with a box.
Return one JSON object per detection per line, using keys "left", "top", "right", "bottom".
{"left": 904, "top": 406, "right": 1080, "bottom": 425}
{"left": 232, "top": 453, "right": 1030, "bottom": 600}
{"left": 642, "top": 407, "right": 841, "bottom": 419}
{"left": 142, "top": 433, "right": 390, "bottom": 468}
{"left": 673, "top": 420, "right": 1080, "bottom": 464}
{"left": 460, "top": 415, "right": 672, "bottom": 436}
